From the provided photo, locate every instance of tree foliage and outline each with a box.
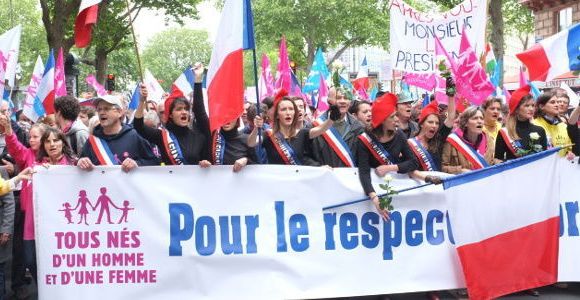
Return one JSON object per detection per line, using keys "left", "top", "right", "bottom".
{"left": 253, "top": 0, "right": 389, "bottom": 68}
{"left": 142, "top": 28, "right": 211, "bottom": 90}
{"left": 39, "top": 0, "right": 203, "bottom": 86}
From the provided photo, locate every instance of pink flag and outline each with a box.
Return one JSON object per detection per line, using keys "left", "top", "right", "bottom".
{"left": 403, "top": 72, "right": 436, "bottom": 91}
{"left": 275, "top": 36, "right": 292, "bottom": 92}
{"left": 454, "top": 29, "right": 495, "bottom": 105}
{"left": 434, "top": 73, "right": 448, "bottom": 105}
{"left": 503, "top": 87, "right": 511, "bottom": 104}
{"left": 519, "top": 67, "right": 527, "bottom": 88}
{"left": 356, "top": 86, "right": 369, "bottom": 100}
{"left": 86, "top": 74, "right": 107, "bottom": 97}
{"left": 259, "top": 53, "right": 274, "bottom": 100}
{"left": 434, "top": 35, "right": 457, "bottom": 73}
{"left": 317, "top": 74, "right": 329, "bottom": 114}
{"left": 54, "top": 48, "right": 67, "bottom": 97}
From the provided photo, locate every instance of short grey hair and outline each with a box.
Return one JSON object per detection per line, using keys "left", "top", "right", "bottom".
{"left": 459, "top": 106, "right": 484, "bottom": 130}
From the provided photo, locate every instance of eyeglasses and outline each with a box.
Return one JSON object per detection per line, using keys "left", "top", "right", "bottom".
{"left": 97, "top": 106, "right": 120, "bottom": 113}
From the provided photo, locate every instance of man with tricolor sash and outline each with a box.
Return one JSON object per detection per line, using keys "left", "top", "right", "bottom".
{"left": 312, "top": 88, "right": 364, "bottom": 167}
{"left": 77, "top": 95, "right": 159, "bottom": 172}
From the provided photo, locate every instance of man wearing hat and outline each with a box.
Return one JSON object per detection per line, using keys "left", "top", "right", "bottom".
{"left": 396, "top": 93, "right": 419, "bottom": 138}
{"left": 77, "top": 95, "right": 160, "bottom": 172}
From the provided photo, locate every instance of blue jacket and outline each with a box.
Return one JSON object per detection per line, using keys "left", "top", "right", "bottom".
{"left": 81, "top": 124, "right": 160, "bottom": 166}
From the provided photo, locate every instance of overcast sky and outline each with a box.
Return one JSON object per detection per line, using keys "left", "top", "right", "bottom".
{"left": 133, "top": 1, "right": 220, "bottom": 48}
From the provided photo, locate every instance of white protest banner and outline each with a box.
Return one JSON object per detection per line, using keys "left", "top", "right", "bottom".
{"left": 558, "top": 158, "right": 580, "bottom": 282}
{"left": 389, "top": 0, "right": 487, "bottom": 73}
{"left": 34, "top": 160, "right": 580, "bottom": 299}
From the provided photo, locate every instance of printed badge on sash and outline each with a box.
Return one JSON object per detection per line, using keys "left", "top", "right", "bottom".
{"left": 358, "top": 133, "right": 393, "bottom": 165}
{"left": 161, "top": 129, "right": 185, "bottom": 165}
{"left": 266, "top": 130, "right": 301, "bottom": 165}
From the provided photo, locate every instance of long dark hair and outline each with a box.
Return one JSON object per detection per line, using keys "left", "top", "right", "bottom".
{"left": 36, "top": 127, "right": 77, "bottom": 164}
{"left": 273, "top": 97, "right": 300, "bottom": 136}
{"left": 535, "top": 90, "right": 556, "bottom": 118}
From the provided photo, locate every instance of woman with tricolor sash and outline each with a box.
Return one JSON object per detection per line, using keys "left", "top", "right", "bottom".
{"left": 532, "top": 90, "right": 580, "bottom": 159}
{"left": 357, "top": 93, "right": 418, "bottom": 220}
{"left": 248, "top": 93, "right": 338, "bottom": 165}
{"left": 133, "top": 84, "right": 210, "bottom": 166}
{"left": 407, "top": 94, "right": 456, "bottom": 178}
{"left": 441, "top": 106, "right": 495, "bottom": 174}
{"left": 495, "top": 86, "right": 548, "bottom": 162}
{"left": 191, "top": 67, "right": 256, "bottom": 172}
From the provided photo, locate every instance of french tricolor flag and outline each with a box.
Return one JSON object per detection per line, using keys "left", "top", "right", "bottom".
{"left": 169, "top": 67, "right": 195, "bottom": 99}
{"left": 75, "top": 0, "right": 102, "bottom": 48}
{"left": 516, "top": 23, "right": 579, "bottom": 81}
{"left": 352, "top": 56, "right": 369, "bottom": 92}
{"left": 444, "top": 149, "right": 560, "bottom": 299}
{"left": 206, "top": 0, "right": 255, "bottom": 132}
{"left": 35, "top": 50, "right": 56, "bottom": 116}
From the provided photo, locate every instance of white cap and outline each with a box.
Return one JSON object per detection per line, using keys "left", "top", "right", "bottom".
{"left": 93, "top": 95, "right": 123, "bottom": 108}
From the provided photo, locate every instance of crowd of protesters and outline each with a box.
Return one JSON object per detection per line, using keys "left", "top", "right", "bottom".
{"left": 0, "top": 65, "right": 577, "bottom": 299}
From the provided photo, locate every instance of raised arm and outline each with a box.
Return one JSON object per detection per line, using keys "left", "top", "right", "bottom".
{"left": 248, "top": 116, "right": 264, "bottom": 148}
{"left": 444, "top": 95, "right": 456, "bottom": 128}
{"left": 308, "top": 105, "right": 339, "bottom": 139}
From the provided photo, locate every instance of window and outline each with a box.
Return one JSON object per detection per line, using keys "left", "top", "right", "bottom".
{"left": 558, "top": 7, "right": 573, "bottom": 32}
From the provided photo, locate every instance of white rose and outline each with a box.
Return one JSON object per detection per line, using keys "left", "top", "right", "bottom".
{"left": 529, "top": 132, "right": 540, "bottom": 140}
{"left": 331, "top": 60, "right": 344, "bottom": 70}
{"left": 383, "top": 174, "right": 393, "bottom": 182}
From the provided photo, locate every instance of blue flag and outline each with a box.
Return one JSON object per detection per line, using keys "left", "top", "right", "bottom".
{"left": 369, "top": 86, "right": 378, "bottom": 101}
{"left": 529, "top": 81, "right": 541, "bottom": 99}
{"left": 303, "top": 48, "right": 330, "bottom": 93}
{"left": 422, "top": 93, "right": 430, "bottom": 107}
{"left": 490, "top": 59, "right": 502, "bottom": 88}
{"left": 129, "top": 84, "right": 140, "bottom": 110}
{"left": 339, "top": 75, "right": 353, "bottom": 89}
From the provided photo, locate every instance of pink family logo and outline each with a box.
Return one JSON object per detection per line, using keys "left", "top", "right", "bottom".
{"left": 59, "top": 187, "right": 134, "bottom": 225}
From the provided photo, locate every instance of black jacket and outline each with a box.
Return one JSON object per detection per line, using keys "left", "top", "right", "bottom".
{"left": 312, "top": 113, "right": 364, "bottom": 167}
{"left": 193, "top": 82, "right": 255, "bottom": 164}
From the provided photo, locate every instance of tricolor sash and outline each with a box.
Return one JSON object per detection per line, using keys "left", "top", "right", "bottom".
{"left": 357, "top": 133, "right": 393, "bottom": 165}
{"left": 312, "top": 116, "right": 355, "bottom": 167}
{"left": 498, "top": 128, "right": 524, "bottom": 158}
{"left": 446, "top": 133, "right": 489, "bottom": 170}
{"left": 88, "top": 136, "right": 118, "bottom": 165}
{"left": 211, "top": 131, "right": 226, "bottom": 165}
{"left": 266, "top": 130, "right": 301, "bottom": 165}
{"left": 160, "top": 129, "right": 185, "bottom": 165}
{"left": 407, "top": 138, "right": 438, "bottom": 171}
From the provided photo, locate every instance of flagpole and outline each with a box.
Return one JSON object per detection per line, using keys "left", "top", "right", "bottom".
{"left": 124, "top": 0, "right": 144, "bottom": 82}
{"left": 247, "top": 0, "right": 263, "bottom": 154}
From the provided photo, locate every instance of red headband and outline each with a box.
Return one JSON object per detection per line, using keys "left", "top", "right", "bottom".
{"left": 371, "top": 93, "right": 398, "bottom": 129}
{"left": 509, "top": 85, "right": 531, "bottom": 114}
{"left": 419, "top": 100, "right": 439, "bottom": 124}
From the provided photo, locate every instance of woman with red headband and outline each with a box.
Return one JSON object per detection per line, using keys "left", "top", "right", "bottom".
{"left": 495, "top": 86, "right": 548, "bottom": 162}
{"left": 133, "top": 84, "right": 210, "bottom": 166}
{"left": 357, "top": 93, "right": 418, "bottom": 220}
{"left": 248, "top": 92, "right": 338, "bottom": 165}
{"left": 408, "top": 96, "right": 456, "bottom": 176}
